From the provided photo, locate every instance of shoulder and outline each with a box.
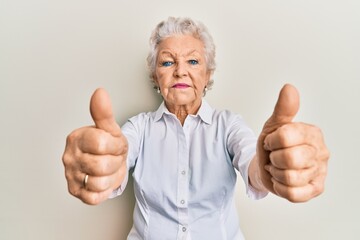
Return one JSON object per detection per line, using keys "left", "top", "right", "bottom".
{"left": 128, "top": 111, "right": 154, "bottom": 124}
{"left": 211, "top": 108, "right": 254, "bottom": 137}
{"left": 211, "top": 108, "right": 245, "bottom": 125}
{"left": 121, "top": 110, "right": 156, "bottom": 133}
{"left": 200, "top": 100, "right": 243, "bottom": 126}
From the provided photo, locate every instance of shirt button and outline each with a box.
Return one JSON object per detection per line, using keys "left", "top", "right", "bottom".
{"left": 180, "top": 200, "right": 185, "bottom": 204}
{"left": 182, "top": 227, "right": 187, "bottom": 232}
{"left": 181, "top": 170, "right": 186, "bottom": 175}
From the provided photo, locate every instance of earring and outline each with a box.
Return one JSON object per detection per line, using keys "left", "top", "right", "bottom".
{"left": 157, "top": 87, "right": 161, "bottom": 94}
{"left": 203, "top": 86, "right": 209, "bottom": 96}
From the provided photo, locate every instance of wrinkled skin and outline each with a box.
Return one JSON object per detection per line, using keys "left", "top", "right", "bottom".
{"left": 255, "top": 84, "right": 330, "bottom": 202}
{"left": 62, "top": 89, "right": 128, "bottom": 205}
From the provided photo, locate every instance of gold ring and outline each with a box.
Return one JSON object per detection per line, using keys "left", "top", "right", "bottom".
{"left": 83, "top": 174, "right": 89, "bottom": 189}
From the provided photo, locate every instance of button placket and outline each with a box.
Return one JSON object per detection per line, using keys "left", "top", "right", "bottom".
{"left": 176, "top": 119, "right": 190, "bottom": 239}
{"left": 177, "top": 119, "right": 190, "bottom": 207}
{"left": 177, "top": 224, "right": 189, "bottom": 239}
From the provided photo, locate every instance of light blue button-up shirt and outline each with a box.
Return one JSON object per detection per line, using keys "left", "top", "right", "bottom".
{"left": 113, "top": 100, "right": 267, "bottom": 240}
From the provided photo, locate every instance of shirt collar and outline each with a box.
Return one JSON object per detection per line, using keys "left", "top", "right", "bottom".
{"left": 196, "top": 100, "right": 213, "bottom": 124}
{"left": 154, "top": 99, "right": 213, "bottom": 125}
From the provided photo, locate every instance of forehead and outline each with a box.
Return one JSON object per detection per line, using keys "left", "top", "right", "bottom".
{"left": 157, "top": 35, "right": 205, "bottom": 56}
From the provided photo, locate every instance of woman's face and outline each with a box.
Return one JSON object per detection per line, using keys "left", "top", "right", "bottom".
{"left": 154, "top": 35, "right": 210, "bottom": 109}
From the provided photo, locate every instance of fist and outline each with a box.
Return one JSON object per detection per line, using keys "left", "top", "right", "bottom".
{"left": 62, "top": 88, "right": 128, "bottom": 205}
{"left": 257, "top": 84, "right": 330, "bottom": 202}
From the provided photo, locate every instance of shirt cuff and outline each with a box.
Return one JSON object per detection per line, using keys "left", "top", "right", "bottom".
{"left": 246, "top": 181, "right": 269, "bottom": 200}
{"left": 244, "top": 156, "right": 269, "bottom": 200}
{"left": 108, "top": 172, "right": 129, "bottom": 199}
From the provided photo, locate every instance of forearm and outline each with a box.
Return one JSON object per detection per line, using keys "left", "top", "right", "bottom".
{"left": 248, "top": 155, "right": 268, "bottom": 192}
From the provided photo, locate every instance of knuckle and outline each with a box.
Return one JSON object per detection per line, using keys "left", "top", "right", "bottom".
{"left": 95, "top": 135, "right": 106, "bottom": 153}
{"left": 96, "top": 161, "right": 108, "bottom": 176}
{"left": 66, "top": 131, "right": 77, "bottom": 144}
{"left": 120, "top": 143, "right": 128, "bottom": 156}
{"left": 78, "top": 128, "right": 105, "bottom": 154}
{"left": 120, "top": 136, "right": 129, "bottom": 153}
{"left": 66, "top": 128, "right": 84, "bottom": 148}
{"left": 63, "top": 133, "right": 85, "bottom": 166}
{"left": 114, "top": 135, "right": 128, "bottom": 156}
{"left": 283, "top": 170, "right": 295, "bottom": 184}
{"left": 64, "top": 170, "right": 73, "bottom": 182}
{"left": 277, "top": 125, "right": 292, "bottom": 146}
{"left": 285, "top": 189, "right": 299, "bottom": 203}
{"left": 84, "top": 155, "right": 116, "bottom": 176}
{"left": 92, "top": 131, "right": 109, "bottom": 154}
{"left": 97, "top": 177, "right": 111, "bottom": 191}
{"left": 312, "top": 180, "right": 325, "bottom": 196}
{"left": 82, "top": 193, "right": 103, "bottom": 205}
{"left": 91, "top": 157, "right": 110, "bottom": 176}
{"left": 282, "top": 150, "right": 295, "bottom": 165}
{"left": 62, "top": 153, "right": 83, "bottom": 178}
{"left": 278, "top": 150, "right": 297, "bottom": 169}
{"left": 62, "top": 151, "right": 79, "bottom": 167}
{"left": 68, "top": 184, "right": 80, "bottom": 197}
{"left": 62, "top": 152, "right": 71, "bottom": 166}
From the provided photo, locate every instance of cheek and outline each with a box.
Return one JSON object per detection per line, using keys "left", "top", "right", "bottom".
{"left": 157, "top": 71, "right": 173, "bottom": 86}
{"left": 194, "top": 71, "right": 209, "bottom": 88}
{"left": 154, "top": 70, "right": 164, "bottom": 85}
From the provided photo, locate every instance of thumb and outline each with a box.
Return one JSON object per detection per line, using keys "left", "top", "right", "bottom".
{"left": 263, "top": 84, "right": 300, "bottom": 133}
{"left": 256, "top": 84, "right": 300, "bottom": 194}
{"left": 90, "top": 88, "right": 121, "bottom": 137}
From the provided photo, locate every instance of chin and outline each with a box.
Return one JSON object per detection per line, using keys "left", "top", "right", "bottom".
{"left": 165, "top": 92, "right": 201, "bottom": 106}
{"left": 173, "top": 97, "right": 200, "bottom": 107}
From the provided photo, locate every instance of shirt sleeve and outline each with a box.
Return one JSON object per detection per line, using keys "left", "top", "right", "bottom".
{"left": 109, "top": 115, "right": 144, "bottom": 198}
{"left": 227, "top": 114, "right": 268, "bottom": 200}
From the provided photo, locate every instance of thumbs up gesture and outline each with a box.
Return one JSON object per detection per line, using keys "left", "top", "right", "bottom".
{"left": 62, "top": 89, "right": 128, "bottom": 205}
{"left": 255, "top": 84, "right": 330, "bottom": 202}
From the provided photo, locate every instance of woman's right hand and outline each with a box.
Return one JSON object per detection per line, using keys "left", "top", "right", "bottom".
{"left": 62, "top": 88, "right": 128, "bottom": 205}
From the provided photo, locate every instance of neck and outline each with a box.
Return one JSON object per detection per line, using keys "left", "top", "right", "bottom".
{"left": 165, "top": 100, "right": 202, "bottom": 125}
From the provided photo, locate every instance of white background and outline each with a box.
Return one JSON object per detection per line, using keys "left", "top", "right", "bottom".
{"left": 1, "top": 0, "right": 359, "bottom": 239}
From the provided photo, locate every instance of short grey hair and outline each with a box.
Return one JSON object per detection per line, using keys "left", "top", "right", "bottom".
{"left": 147, "top": 17, "right": 216, "bottom": 90}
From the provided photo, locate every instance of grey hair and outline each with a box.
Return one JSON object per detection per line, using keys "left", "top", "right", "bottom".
{"left": 147, "top": 17, "right": 216, "bottom": 90}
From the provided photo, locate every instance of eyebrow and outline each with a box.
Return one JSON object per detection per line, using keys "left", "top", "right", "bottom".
{"left": 158, "top": 49, "right": 201, "bottom": 57}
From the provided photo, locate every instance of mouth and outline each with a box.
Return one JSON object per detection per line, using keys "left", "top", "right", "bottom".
{"left": 172, "top": 83, "right": 190, "bottom": 89}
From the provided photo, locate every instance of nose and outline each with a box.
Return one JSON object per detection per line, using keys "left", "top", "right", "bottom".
{"left": 174, "top": 61, "right": 188, "bottom": 78}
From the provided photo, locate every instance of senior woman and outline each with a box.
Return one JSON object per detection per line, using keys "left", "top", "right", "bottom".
{"left": 62, "top": 17, "right": 329, "bottom": 239}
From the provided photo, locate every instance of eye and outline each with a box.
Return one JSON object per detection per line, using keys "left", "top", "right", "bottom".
{"left": 162, "top": 61, "right": 173, "bottom": 67}
{"left": 188, "top": 59, "right": 199, "bottom": 65}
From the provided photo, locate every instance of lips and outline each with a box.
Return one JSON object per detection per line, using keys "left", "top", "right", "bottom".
{"left": 172, "top": 83, "right": 190, "bottom": 89}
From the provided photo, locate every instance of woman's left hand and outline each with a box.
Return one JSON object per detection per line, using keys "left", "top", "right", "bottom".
{"left": 256, "top": 84, "right": 330, "bottom": 202}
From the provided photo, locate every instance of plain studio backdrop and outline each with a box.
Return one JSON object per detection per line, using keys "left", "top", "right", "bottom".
{"left": 1, "top": 0, "right": 359, "bottom": 239}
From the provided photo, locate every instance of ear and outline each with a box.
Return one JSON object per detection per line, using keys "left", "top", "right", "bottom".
{"left": 205, "top": 70, "right": 212, "bottom": 86}
{"left": 152, "top": 74, "right": 159, "bottom": 87}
